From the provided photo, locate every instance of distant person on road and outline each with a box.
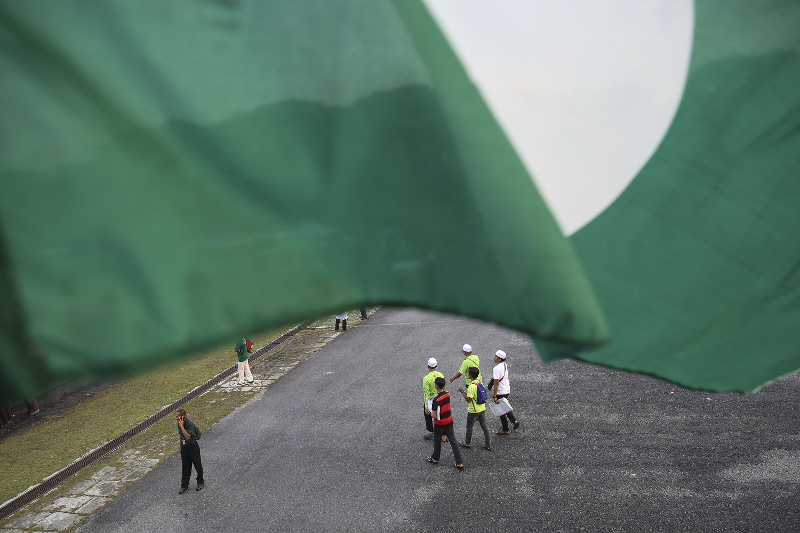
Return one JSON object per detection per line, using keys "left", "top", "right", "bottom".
{"left": 176, "top": 409, "right": 204, "bottom": 494}
{"left": 492, "top": 350, "right": 520, "bottom": 435}
{"left": 235, "top": 337, "right": 254, "bottom": 386}
{"left": 450, "top": 344, "right": 482, "bottom": 387}
{"left": 458, "top": 366, "right": 491, "bottom": 450}
{"left": 422, "top": 357, "right": 445, "bottom": 441}
{"left": 335, "top": 312, "right": 348, "bottom": 331}
{"left": 426, "top": 377, "right": 464, "bottom": 469}
{"left": 359, "top": 308, "right": 368, "bottom": 320}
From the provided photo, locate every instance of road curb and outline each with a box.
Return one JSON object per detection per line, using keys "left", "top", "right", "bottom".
{"left": 0, "top": 322, "right": 311, "bottom": 521}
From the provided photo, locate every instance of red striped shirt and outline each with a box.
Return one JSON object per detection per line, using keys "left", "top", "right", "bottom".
{"left": 431, "top": 392, "right": 453, "bottom": 425}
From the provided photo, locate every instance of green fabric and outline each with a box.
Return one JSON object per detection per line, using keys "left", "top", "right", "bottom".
{"left": 0, "top": 1, "right": 608, "bottom": 395}
{"left": 466, "top": 381, "right": 485, "bottom": 414}
{"left": 422, "top": 370, "right": 444, "bottom": 408}
{"left": 554, "top": 0, "right": 800, "bottom": 393}
{"left": 235, "top": 338, "right": 248, "bottom": 363}
{"left": 179, "top": 419, "right": 197, "bottom": 445}
{"left": 459, "top": 355, "right": 481, "bottom": 386}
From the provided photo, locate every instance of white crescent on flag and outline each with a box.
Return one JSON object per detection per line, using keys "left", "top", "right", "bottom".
{"left": 424, "top": 0, "right": 694, "bottom": 235}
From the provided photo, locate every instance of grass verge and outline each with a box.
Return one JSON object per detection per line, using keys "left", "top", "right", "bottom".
{"left": 0, "top": 328, "right": 286, "bottom": 505}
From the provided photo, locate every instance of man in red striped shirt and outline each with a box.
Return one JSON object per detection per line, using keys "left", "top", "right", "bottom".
{"left": 426, "top": 377, "right": 464, "bottom": 469}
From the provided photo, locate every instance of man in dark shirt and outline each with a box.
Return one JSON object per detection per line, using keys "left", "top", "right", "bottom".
{"left": 176, "top": 409, "right": 204, "bottom": 494}
{"left": 235, "top": 337, "right": 254, "bottom": 385}
{"left": 426, "top": 377, "right": 464, "bottom": 469}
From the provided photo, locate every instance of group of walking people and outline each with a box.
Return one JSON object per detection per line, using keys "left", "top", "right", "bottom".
{"left": 423, "top": 344, "right": 520, "bottom": 469}
{"left": 175, "top": 336, "right": 520, "bottom": 493}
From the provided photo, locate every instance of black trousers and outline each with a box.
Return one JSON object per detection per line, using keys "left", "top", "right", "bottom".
{"left": 432, "top": 423, "right": 463, "bottom": 464}
{"left": 181, "top": 442, "right": 204, "bottom": 488}
{"left": 424, "top": 408, "right": 434, "bottom": 432}
{"left": 496, "top": 393, "right": 518, "bottom": 431}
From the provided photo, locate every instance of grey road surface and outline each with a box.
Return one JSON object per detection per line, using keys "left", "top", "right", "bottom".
{"left": 76, "top": 307, "right": 800, "bottom": 532}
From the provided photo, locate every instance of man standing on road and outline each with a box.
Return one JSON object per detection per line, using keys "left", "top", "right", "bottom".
{"left": 176, "top": 409, "right": 204, "bottom": 494}
{"left": 492, "top": 350, "right": 520, "bottom": 435}
{"left": 450, "top": 344, "right": 482, "bottom": 386}
{"left": 422, "top": 357, "right": 445, "bottom": 441}
{"left": 235, "top": 337, "right": 254, "bottom": 386}
{"left": 427, "top": 377, "right": 464, "bottom": 469}
{"left": 458, "top": 366, "right": 491, "bottom": 450}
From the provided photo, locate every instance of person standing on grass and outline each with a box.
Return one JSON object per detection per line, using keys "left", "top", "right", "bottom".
{"left": 427, "top": 377, "right": 464, "bottom": 470}
{"left": 450, "top": 344, "right": 482, "bottom": 387}
{"left": 176, "top": 409, "right": 204, "bottom": 494}
{"left": 25, "top": 397, "right": 39, "bottom": 415}
{"left": 422, "top": 357, "right": 445, "bottom": 441}
{"left": 235, "top": 337, "right": 254, "bottom": 386}
{"left": 492, "top": 350, "right": 520, "bottom": 435}
{"left": 457, "top": 366, "right": 491, "bottom": 450}
{"left": 1, "top": 399, "right": 12, "bottom": 427}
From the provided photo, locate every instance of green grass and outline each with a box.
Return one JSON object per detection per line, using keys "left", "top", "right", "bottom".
{"left": 0, "top": 329, "right": 286, "bottom": 505}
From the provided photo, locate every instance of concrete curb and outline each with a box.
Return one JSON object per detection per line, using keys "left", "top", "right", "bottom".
{"left": 0, "top": 322, "right": 311, "bottom": 521}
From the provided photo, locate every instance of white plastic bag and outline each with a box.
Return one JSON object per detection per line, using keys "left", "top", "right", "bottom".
{"left": 489, "top": 397, "right": 512, "bottom": 417}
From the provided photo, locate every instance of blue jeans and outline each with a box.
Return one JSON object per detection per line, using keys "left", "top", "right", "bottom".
{"left": 465, "top": 411, "right": 491, "bottom": 447}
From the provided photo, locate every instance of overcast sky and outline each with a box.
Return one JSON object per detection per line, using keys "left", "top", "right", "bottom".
{"left": 424, "top": 0, "right": 694, "bottom": 235}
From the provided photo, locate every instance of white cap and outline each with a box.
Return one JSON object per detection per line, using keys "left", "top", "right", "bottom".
{"left": 495, "top": 350, "right": 507, "bottom": 359}
{"left": 427, "top": 357, "right": 438, "bottom": 368}
{"left": 462, "top": 344, "right": 472, "bottom": 353}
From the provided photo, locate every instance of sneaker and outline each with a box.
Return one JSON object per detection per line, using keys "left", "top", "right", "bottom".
{"left": 179, "top": 487, "right": 188, "bottom": 494}
{"left": 196, "top": 483, "right": 204, "bottom": 491}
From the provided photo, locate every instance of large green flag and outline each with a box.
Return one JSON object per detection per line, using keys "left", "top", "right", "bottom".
{"left": 427, "top": 0, "right": 800, "bottom": 393}
{"left": 0, "top": 1, "right": 609, "bottom": 395}
{"left": 557, "top": 0, "right": 800, "bottom": 393}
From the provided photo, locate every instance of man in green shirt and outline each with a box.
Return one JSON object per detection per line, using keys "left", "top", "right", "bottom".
{"left": 176, "top": 409, "right": 204, "bottom": 494}
{"left": 450, "top": 343, "right": 482, "bottom": 386}
{"left": 422, "top": 357, "right": 445, "bottom": 441}
{"left": 457, "top": 366, "right": 491, "bottom": 450}
{"left": 235, "top": 337, "right": 254, "bottom": 385}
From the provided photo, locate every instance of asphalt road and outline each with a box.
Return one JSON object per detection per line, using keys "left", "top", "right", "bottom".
{"left": 76, "top": 307, "right": 800, "bottom": 532}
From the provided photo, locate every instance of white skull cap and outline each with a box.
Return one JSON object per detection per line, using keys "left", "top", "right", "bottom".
{"left": 495, "top": 350, "right": 507, "bottom": 359}
{"left": 462, "top": 344, "right": 472, "bottom": 353}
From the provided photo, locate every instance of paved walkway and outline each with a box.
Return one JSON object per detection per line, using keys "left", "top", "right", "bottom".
{"left": 0, "top": 312, "right": 370, "bottom": 532}
{"left": 5, "top": 307, "right": 800, "bottom": 532}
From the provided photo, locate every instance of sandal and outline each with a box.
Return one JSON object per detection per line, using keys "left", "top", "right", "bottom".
{"left": 458, "top": 441, "right": 471, "bottom": 448}
{"left": 496, "top": 430, "right": 510, "bottom": 435}
{"left": 442, "top": 436, "right": 448, "bottom": 442}
{"left": 513, "top": 421, "right": 520, "bottom": 430}
{"left": 426, "top": 457, "right": 439, "bottom": 464}
{"left": 482, "top": 444, "right": 492, "bottom": 451}
{"left": 455, "top": 463, "right": 464, "bottom": 470}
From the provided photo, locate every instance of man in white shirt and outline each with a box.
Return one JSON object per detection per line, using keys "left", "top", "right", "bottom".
{"left": 492, "top": 350, "right": 520, "bottom": 435}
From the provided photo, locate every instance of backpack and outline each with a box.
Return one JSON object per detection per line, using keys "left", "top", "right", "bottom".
{"left": 246, "top": 338, "right": 253, "bottom": 353}
{"left": 475, "top": 381, "right": 488, "bottom": 405}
